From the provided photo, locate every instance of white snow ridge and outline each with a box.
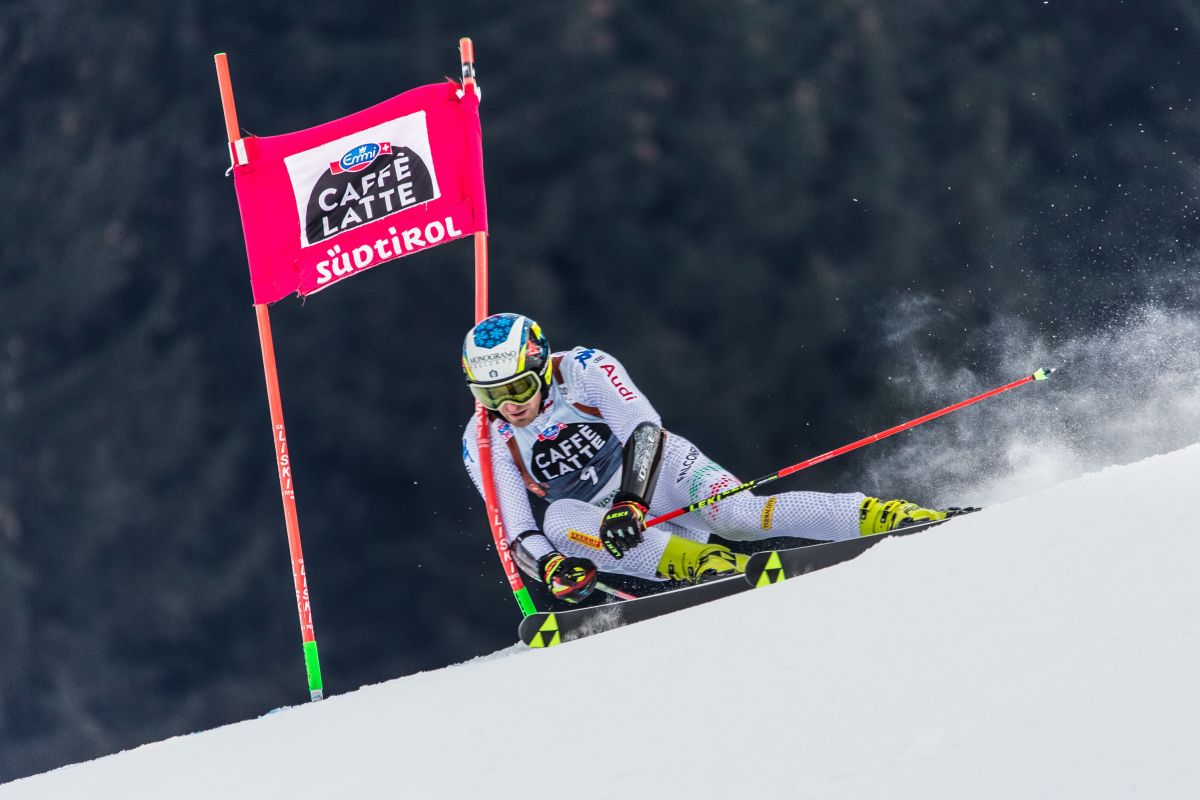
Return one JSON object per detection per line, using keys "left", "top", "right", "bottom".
{"left": 4, "top": 443, "right": 1200, "bottom": 799}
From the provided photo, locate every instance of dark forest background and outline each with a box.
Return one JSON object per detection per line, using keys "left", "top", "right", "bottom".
{"left": 2, "top": 0, "right": 1199, "bottom": 782}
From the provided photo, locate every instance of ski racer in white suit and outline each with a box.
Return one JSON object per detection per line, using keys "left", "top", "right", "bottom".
{"left": 461, "top": 313, "right": 951, "bottom": 604}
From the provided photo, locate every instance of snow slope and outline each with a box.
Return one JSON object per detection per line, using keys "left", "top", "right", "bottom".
{"left": 4, "top": 444, "right": 1200, "bottom": 799}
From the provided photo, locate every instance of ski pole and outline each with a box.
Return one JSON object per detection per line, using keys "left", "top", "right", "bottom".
{"left": 596, "top": 582, "right": 638, "bottom": 601}
{"left": 646, "top": 367, "right": 1056, "bottom": 528}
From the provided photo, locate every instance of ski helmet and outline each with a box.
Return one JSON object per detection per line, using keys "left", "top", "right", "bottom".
{"left": 462, "top": 313, "right": 552, "bottom": 410}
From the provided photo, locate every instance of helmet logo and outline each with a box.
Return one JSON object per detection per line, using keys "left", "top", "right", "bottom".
{"left": 467, "top": 349, "right": 518, "bottom": 376}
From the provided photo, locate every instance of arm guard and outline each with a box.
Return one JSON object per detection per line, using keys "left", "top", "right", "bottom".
{"left": 512, "top": 529, "right": 557, "bottom": 580}
{"left": 614, "top": 421, "right": 666, "bottom": 508}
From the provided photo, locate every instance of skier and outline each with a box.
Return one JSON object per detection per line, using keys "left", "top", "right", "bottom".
{"left": 461, "top": 312, "right": 956, "bottom": 605}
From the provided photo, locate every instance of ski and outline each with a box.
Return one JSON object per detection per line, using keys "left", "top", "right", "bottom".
{"left": 744, "top": 509, "right": 980, "bottom": 587}
{"left": 520, "top": 510, "right": 980, "bottom": 647}
{"left": 519, "top": 573, "right": 750, "bottom": 648}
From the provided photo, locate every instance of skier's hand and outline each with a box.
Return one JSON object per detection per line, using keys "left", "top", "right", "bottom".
{"left": 599, "top": 501, "right": 647, "bottom": 559}
{"left": 540, "top": 553, "right": 598, "bottom": 604}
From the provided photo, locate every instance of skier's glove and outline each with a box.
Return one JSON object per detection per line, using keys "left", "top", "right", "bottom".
{"left": 539, "top": 553, "right": 598, "bottom": 604}
{"left": 599, "top": 500, "right": 648, "bottom": 559}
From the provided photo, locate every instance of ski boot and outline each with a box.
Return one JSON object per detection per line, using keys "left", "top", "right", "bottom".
{"left": 859, "top": 497, "right": 953, "bottom": 536}
{"left": 656, "top": 535, "right": 748, "bottom": 584}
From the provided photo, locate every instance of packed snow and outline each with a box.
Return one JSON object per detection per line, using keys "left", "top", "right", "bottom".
{"left": 3, "top": 443, "right": 1199, "bottom": 798}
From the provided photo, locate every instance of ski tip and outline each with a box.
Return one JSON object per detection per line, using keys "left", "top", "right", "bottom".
{"left": 1032, "top": 367, "right": 1057, "bottom": 381}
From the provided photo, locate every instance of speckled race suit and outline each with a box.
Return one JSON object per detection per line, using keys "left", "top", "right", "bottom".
{"left": 462, "top": 347, "right": 864, "bottom": 582}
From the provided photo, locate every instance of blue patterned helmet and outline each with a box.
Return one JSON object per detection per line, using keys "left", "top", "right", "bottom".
{"left": 462, "top": 313, "right": 552, "bottom": 410}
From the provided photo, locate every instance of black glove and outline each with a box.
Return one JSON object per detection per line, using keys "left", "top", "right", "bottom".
{"left": 599, "top": 500, "right": 647, "bottom": 559}
{"left": 540, "top": 553, "right": 598, "bottom": 604}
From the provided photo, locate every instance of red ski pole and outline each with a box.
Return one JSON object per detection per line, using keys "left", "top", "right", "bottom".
{"left": 646, "top": 367, "right": 1055, "bottom": 528}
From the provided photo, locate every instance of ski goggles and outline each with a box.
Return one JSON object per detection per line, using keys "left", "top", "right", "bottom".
{"left": 468, "top": 370, "right": 543, "bottom": 411}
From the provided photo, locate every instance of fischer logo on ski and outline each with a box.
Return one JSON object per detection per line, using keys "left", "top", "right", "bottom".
{"left": 744, "top": 509, "right": 980, "bottom": 587}
{"left": 526, "top": 614, "right": 561, "bottom": 648}
{"left": 518, "top": 576, "right": 749, "bottom": 648}
{"left": 519, "top": 510, "right": 980, "bottom": 648}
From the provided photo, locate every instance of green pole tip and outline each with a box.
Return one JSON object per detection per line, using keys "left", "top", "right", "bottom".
{"left": 302, "top": 640, "right": 324, "bottom": 695}
{"left": 515, "top": 587, "right": 539, "bottom": 618}
{"left": 1033, "top": 367, "right": 1056, "bottom": 380}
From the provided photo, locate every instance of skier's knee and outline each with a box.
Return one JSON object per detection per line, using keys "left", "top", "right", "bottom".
{"left": 706, "top": 496, "right": 769, "bottom": 541}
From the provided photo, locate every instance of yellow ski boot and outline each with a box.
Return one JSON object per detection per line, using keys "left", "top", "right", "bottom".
{"left": 656, "top": 535, "right": 748, "bottom": 584}
{"left": 859, "top": 497, "right": 948, "bottom": 536}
